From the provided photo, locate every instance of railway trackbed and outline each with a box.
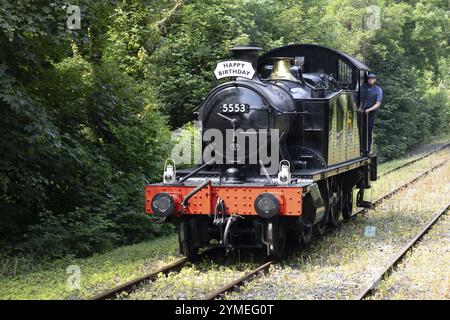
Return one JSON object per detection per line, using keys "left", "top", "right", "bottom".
{"left": 378, "top": 142, "right": 449, "bottom": 178}
{"left": 356, "top": 202, "right": 450, "bottom": 300}
{"left": 203, "top": 159, "right": 448, "bottom": 300}
{"left": 90, "top": 258, "right": 189, "bottom": 300}
{"left": 90, "top": 248, "right": 222, "bottom": 300}
{"left": 90, "top": 148, "right": 448, "bottom": 300}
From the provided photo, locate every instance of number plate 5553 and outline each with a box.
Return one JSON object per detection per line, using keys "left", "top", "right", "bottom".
{"left": 221, "top": 103, "right": 249, "bottom": 113}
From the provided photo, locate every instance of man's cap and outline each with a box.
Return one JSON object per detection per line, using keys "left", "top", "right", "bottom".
{"left": 368, "top": 73, "right": 377, "bottom": 78}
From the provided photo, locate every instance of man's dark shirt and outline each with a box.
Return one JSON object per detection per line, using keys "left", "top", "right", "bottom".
{"left": 361, "top": 83, "right": 383, "bottom": 112}
{"left": 359, "top": 83, "right": 382, "bottom": 153}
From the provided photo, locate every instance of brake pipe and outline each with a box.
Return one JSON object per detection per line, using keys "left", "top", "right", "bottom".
{"left": 181, "top": 179, "right": 211, "bottom": 209}
{"left": 178, "top": 159, "right": 215, "bottom": 184}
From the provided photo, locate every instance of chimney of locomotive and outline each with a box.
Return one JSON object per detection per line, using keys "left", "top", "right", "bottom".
{"left": 229, "top": 45, "right": 262, "bottom": 72}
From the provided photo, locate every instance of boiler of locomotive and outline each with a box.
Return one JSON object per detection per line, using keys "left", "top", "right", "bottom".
{"left": 197, "top": 80, "right": 295, "bottom": 166}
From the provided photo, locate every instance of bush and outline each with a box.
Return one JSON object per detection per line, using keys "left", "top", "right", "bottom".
{"left": 0, "top": 4, "right": 173, "bottom": 257}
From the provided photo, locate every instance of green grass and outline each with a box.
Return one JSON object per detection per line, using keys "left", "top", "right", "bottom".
{"left": 365, "top": 151, "right": 448, "bottom": 202}
{"left": 371, "top": 213, "right": 450, "bottom": 300}
{"left": 431, "top": 131, "right": 450, "bottom": 144}
{"left": 0, "top": 234, "right": 179, "bottom": 300}
{"left": 377, "top": 154, "right": 422, "bottom": 175}
{"left": 126, "top": 261, "right": 250, "bottom": 300}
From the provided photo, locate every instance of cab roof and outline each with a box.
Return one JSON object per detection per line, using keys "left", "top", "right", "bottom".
{"left": 258, "top": 43, "right": 371, "bottom": 71}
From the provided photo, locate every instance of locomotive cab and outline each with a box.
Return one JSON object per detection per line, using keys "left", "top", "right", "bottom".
{"left": 145, "top": 44, "right": 377, "bottom": 260}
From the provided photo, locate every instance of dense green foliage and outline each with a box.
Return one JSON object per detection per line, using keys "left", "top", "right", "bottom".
{"left": 1, "top": 0, "right": 448, "bottom": 258}
{"left": 0, "top": 1, "right": 174, "bottom": 258}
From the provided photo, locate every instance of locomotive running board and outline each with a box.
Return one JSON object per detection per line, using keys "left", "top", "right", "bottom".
{"left": 292, "top": 156, "right": 372, "bottom": 182}
{"left": 175, "top": 156, "right": 374, "bottom": 183}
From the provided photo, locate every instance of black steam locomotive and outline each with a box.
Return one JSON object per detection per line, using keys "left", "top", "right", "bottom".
{"left": 146, "top": 44, "right": 377, "bottom": 259}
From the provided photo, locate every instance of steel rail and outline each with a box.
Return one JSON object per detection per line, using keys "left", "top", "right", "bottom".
{"left": 90, "top": 258, "right": 189, "bottom": 300}
{"left": 204, "top": 159, "right": 449, "bottom": 300}
{"left": 203, "top": 260, "right": 276, "bottom": 300}
{"left": 90, "top": 248, "right": 219, "bottom": 300}
{"left": 356, "top": 202, "right": 450, "bottom": 300}
{"left": 353, "top": 159, "right": 448, "bottom": 217}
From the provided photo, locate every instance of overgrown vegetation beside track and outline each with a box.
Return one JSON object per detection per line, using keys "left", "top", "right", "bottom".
{"left": 371, "top": 214, "right": 450, "bottom": 300}
{"left": 0, "top": 235, "right": 179, "bottom": 300}
{"left": 1, "top": 0, "right": 449, "bottom": 259}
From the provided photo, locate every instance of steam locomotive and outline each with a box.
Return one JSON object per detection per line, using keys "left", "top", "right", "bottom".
{"left": 145, "top": 44, "right": 377, "bottom": 259}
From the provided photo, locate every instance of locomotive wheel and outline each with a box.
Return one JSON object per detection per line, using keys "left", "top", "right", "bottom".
{"left": 342, "top": 189, "right": 354, "bottom": 221}
{"left": 313, "top": 180, "right": 329, "bottom": 236}
{"left": 328, "top": 193, "right": 343, "bottom": 228}
{"left": 179, "top": 221, "right": 199, "bottom": 261}
{"left": 267, "top": 218, "right": 287, "bottom": 260}
{"left": 300, "top": 226, "right": 313, "bottom": 244}
{"left": 327, "top": 179, "right": 343, "bottom": 227}
{"left": 328, "top": 203, "right": 342, "bottom": 227}
{"left": 180, "top": 241, "right": 199, "bottom": 260}
{"left": 314, "top": 221, "right": 327, "bottom": 236}
{"left": 356, "top": 189, "right": 363, "bottom": 206}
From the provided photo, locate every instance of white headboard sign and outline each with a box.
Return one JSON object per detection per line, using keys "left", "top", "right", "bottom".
{"left": 214, "top": 60, "right": 255, "bottom": 80}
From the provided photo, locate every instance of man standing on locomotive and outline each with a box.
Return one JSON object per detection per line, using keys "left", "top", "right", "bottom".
{"left": 360, "top": 73, "right": 382, "bottom": 154}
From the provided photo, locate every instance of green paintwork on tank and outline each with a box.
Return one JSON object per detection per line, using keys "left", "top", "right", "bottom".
{"left": 327, "top": 92, "right": 361, "bottom": 165}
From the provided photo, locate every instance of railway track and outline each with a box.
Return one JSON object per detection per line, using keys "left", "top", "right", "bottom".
{"left": 90, "top": 248, "right": 221, "bottom": 300}
{"left": 356, "top": 202, "right": 450, "bottom": 300}
{"left": 203, "top": 158, "right": 448, "bottom": 300}
{"left": 90, "top": 147, "right": 448, "bottom": 300}
{"left": 90, "top": 258, "right": 189, "bottom": 300}
{"left": 377, "top": 142, "right": 448, "bottom": 178}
